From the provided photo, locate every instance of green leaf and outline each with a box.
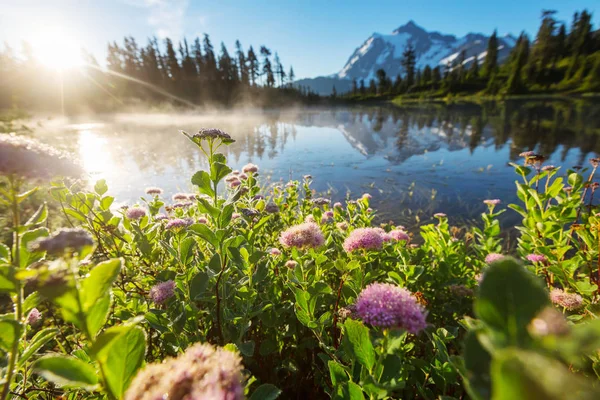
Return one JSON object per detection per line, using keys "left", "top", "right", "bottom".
{"left": 329, "top": 361, "right": 349, "bottom": 387}
{"left": 81, "top": 259, "right": 121, "bottom": 312}
{"left": 191, "top": 170, "right": 215, "bottom": 196}
{"left": 91, "top": 325, "right": 146, "bottom": 398}
{"left": 249, "top": 384, "right": 282, "bottom": 400}
{"left": 346, "top": 381, "right": 365, "bottom": 400}
{"left": 491, "top": 349, "right": 600, "bottom": 400}
{"left": 0, "top": 319, "right": 22, "bottom": 352}
{"left": 86, "top": 293, "right": 112, "bottom": 338}
{"left": 189, "top": 271, "right": 209, "bottom": 300}
{"left": 33, "top": 355, "right": 98, "bottom": 389}
{"left": 462, "top": 332, "right": 491, "bottom": 400}
{"left": 475, "top": 258, "right": 548, "bottom": 346}
{"left": 238, "top": 341, "right": 255, "bottom": 357}
{"left": 189, "top": 223, "right": 219, "bottom": 248}
{"left": 18, "top": 328, "right": 58, "bottom": 367}
{"left": 19, "top": 227, "right": 49, "bottom": 267}
{"left": 95, "top": 179, "right": 109, "bottom": 195}
{"left": 25, "top": 203, "right": 48, "bottom": 226}
{"left": 0, "top": 266, "right": 17, "bottom": 293}
{"left": 0, "top": 243, "right": 9, "bottom": 262}
{"left": 343, "top": 319, "right": 375, "bottom": 371}
{"left": 210, "top": 161, "right": 232, "bottom": 183}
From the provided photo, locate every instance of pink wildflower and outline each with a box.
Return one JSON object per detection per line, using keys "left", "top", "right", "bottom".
{"left": 279, "top": 222, "right": 325, "bottom": 249}
{"left": 355, "top": 283, "right": 427, "bottom": 333}
{"left": 343, "top": 228, "right": 384, "bottom": 253}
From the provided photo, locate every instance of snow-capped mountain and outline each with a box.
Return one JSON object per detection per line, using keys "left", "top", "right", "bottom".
{"left": 294, "top": 21, "right": 517, "bottom": 95}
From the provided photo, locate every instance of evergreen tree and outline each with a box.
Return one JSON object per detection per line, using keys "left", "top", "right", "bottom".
{"left": 432, "top": 66, "right": 442, "bottom": 84}
{"left": 164, "top": 38, "right": 181, "bottom": 87}
{"left": 401, "top": 45, "right": 416, "bottom": 86}
{"left": 555, "top": 24, "right": 567, "bottom": 61}
{"left": 192, "top": 37, "right": 204, "bottom": 76}
{"left": 467, "top": 57, "right": 479, "bottom": 80}
{"left": 359, "top": 79, "right": 366, "bottom": 95}
{"left": 235, "top": 40, "right": 249, "bottom": 85}
{"left": 393, "top": 74, "right": 402, "bottom": 93}
{"left": 505, "top": 34, "right": 530, "bottom": 93}
{"left": 532, "top": 10, "right": 557, "bottom": 67}
{"left": 422, "top": 65, "right": 432, "bottom": 85}
{"left": 352, "top": 79, "right": 358, "bottom": 95}
{"left": 457, "top": 50, "right": 467, "bottom": 81}
{"left": 483, "top": 30, "right": 498, "bottom": 77}
{"left": 260, "top": 46, "right": 274, "bottom": 86}
{"left": 274, "top": 53, "right": 285, "bottom": 86}
{"left": 368, "top": 79, "right": 377, "bottom": 94}
{"left": 376, "top": 68, "right": 388, "bottom": 94}
{"left": 331, "top": 85, "right": 337, "bottom": 98}
{"left": 247, "top": 46, "right": 259, "bottom": 86}
{"left": 288, "top": 66, "right": 295, "bottom": 87}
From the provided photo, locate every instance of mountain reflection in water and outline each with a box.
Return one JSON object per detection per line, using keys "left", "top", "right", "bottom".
{"left": 37, "top": 99, "right": 600, "bottom": 228}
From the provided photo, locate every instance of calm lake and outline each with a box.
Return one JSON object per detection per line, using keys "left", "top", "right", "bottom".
{"left": 34, "top": 99, "right": 600, "bottom": 228}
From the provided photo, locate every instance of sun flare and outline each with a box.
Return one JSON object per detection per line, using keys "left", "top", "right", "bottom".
{"left": 30, "top": 27, "right": 83, "bottom": 70}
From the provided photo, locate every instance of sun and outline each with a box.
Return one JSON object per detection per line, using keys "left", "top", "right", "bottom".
{"left": 30, "top": 27, "right": 83, "bottom": 70}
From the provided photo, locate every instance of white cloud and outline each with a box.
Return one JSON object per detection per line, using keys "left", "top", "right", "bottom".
{"left": 126, "top": 0, "right": 190, "bottom": 39}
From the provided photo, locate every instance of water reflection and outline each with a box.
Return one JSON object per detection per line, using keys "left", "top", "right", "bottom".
{"left": 36, "top": 100, "right": 600, "bottom": 226}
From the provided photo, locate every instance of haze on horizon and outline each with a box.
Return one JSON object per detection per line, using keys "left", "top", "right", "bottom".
{"left": 1, "top": 0, "right": 598, "bottom": 80}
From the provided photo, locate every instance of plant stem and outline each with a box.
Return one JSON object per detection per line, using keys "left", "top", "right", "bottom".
{"left": 1, "top": 177, "right": 23, "bottom": 400}
{"left": 331, "top": 276, "right": 345, "bottom": 349}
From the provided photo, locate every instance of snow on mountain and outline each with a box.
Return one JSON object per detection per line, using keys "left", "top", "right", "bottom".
{"left": 294, "top": 21, "right": 517, "bottom": 95}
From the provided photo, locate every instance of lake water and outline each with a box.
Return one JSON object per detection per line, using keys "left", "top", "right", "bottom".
{"left": 34, "top": 99, "right": 600, "bottom": 228}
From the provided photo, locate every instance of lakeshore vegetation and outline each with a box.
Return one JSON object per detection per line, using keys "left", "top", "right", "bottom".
{"left": 0, "top": 128, "right": 599, "bottom": 398}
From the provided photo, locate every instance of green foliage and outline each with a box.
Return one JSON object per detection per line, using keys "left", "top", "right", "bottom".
{"left": 2, "top": 130, "right": 600, "bottom": 399}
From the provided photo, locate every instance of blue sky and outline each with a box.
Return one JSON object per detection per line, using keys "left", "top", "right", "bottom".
{"left": 1, "top": 0, "right": 597, "bottom": 79}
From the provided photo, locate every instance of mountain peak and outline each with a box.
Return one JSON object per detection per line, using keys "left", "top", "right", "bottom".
{"left": 393, "top": 20, "right": 425, "bottom": 34}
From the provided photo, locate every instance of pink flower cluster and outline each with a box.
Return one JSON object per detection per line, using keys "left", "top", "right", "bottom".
{"left": 485, "top": 253, "right": 504, "bottom": 263}
{"left": 355, "top": 283, "right": 427, "bottom": 333}
{"left": 389, "top": 229, "right": 410, "bottom": 242}
{"left": 549, "top": 288, "right": 583, "bottom": 310}
{"left": 125, "top": 343, "right": 244, "bottom": 400}
{"left": 242, "top": 163, "right": 259, "bottom": 173}
{"left": 483, "top": 199, "right": 501, "bottom": 206}
{"left": 526, "top": 254, "right": 547, "bottom": 263}
{"left": 279, "top": 222, "right": 325, "bottom": 249}
{"left": 145, "top": 187, "right": 163, "bottom": 196}
{"left": 126, "top": 207, "right": 147, "bottom": 220}
{"left": 343, "top": 228, "right": 384, "bottom": 253}
{"left": 149, "top": 280, "right": 176, "bottom": 305}
{"left": 27, "top": 308, "right": 41, "bottom": 325}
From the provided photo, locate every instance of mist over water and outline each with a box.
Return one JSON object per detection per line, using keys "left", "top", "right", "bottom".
{"left": 33, "top": 100, "right": 600, "bottom": 228}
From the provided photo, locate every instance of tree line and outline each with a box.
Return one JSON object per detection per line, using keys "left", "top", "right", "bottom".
{"left": 0, "top": 34, "right": 320, "bottom": 112}
{"left": 343, "top": 9, "right": 600, "bottom": 99}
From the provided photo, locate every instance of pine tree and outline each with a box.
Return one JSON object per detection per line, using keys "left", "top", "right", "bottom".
{"left": 582, "top": 54, "right": 600, "bottom": 91}
{"left": 483, "top": 30, "right": 498, "bottom": 77}
{"left": 260, "top": 46, "right": 274, "bottom": 86}
{"left": 274, "top": 53, "right": 285, "bottom": 86}
{"left": 235, "top": 40, "right": 248, "bottom": 85}
{"left": 288, "top": 66, "right": 295, "bottom": 87}
{"left": 393, "top": 74, "right": 402, "bottom": 93}
{"left": 359, "top": 79, "right": 366, "bottom": 95}
{"left": 505, "top": 34, "right": 530, "bottom": 94}
{"left": 432, "top": 66, "right": 442, "bottom": 84}
{"left": 401, "top": 45, "right": 416, "bottom": 86}
{"left": 247, "top": 46, "right": 259, "bottom": 86}
{"left": 376, "top": 68, "right": 388, "bottom": 94}
{"left": 164, "top": 38, "right": 181, "bottom": 86}
{"left": 368, "top": 79, "right": 377, "bottom": 94}
{"left": 422, "top": 65, "right": 432, "bottom": 85}
{"left": 457, "top": 50, "right": 467, "bottom": 81}
{"left": 352, "top": 79, "right": 358, "bottom": 95}
{"left": 532, "top": 10, "right": 557, "bottom": 67}
{"left": 192, "top": 37, "right": 204, "bottom": 76}
{"left": 467, "top": 57, "right": 479, "bottom": 80}
{"left": 331, "top": 85, "right": 337, "bottom": 98}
